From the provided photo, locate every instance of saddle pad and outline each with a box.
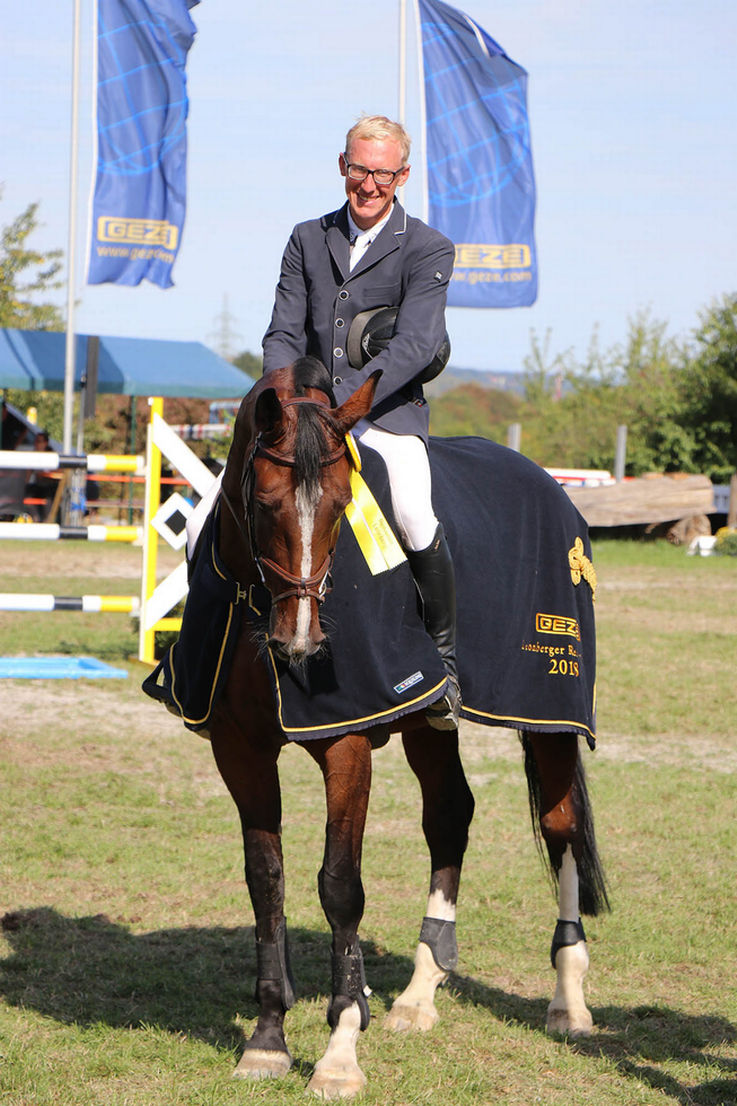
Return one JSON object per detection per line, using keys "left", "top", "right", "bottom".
{"left": 142, "top": 502, "right": 246, "bottom": 733}
{"left": 143, "top": 437, "right": 597, "bottom": 745}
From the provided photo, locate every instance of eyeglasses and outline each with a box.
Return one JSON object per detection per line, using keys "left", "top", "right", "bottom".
{"left": 343, "top": 160, "right": 406, "bottom": 186}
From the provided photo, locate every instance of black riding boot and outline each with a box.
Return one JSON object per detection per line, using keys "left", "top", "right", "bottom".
{"left": 407, "top": 523, "right": 462, "bottom": 731}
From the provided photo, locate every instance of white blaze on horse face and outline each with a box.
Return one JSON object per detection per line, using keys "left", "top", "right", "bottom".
{"left": 294, "top": 481, "right": 323, "bottom": 649}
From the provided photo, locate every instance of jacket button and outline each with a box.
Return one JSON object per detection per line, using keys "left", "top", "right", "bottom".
{"left": 333, "top": 376, "right": 343, "bottom": 385}
{"left": 335, "top": 318, "right": 344, "bottom": 328}
{"left": 338, "top": 289, "right": 349, "bottom": 300}
{"left": 333, "top": 347, "right": 344, "bottom": 358}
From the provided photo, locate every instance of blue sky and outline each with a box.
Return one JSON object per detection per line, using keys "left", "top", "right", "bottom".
{"left": 2, "top": 1, "right": 736, "bottom": 375}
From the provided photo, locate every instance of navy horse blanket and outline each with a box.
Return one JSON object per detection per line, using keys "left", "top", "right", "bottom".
{"left": 143, "top": 437, "right": 597, "bottom": 747}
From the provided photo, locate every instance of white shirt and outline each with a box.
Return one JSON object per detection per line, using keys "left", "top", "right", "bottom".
{"left": 347, "top": 209, "right": 393, "bottom": 271}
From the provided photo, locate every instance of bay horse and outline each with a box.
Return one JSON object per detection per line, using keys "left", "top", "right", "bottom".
{"left": 205, "top": 357, "right": 608, "bottom": 1098}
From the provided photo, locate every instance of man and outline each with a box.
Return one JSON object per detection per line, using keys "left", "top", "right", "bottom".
{"left": 263, "top": 114, "right": 460, "bottom": 729}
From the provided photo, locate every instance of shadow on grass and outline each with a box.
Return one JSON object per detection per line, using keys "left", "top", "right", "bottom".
{"left": 2, "top": 908, "right": 736, "bottom": 1105}
{"left": 0, "top": 906, "right": 419, "bottom": 1056}
{"left": 449, "top": 974, "right": 737, "bottom": 1106}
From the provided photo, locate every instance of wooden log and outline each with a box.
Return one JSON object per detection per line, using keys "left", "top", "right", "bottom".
{"left": 563, "top": 473, "right": 714, "bottom": 528}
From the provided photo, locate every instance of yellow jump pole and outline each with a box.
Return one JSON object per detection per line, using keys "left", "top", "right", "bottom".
{"left": 139, "top": 396, "right": 163, "bottom": 664}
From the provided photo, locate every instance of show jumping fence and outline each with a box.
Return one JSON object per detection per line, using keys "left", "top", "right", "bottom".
{"left": 0, "top": 523, "right": 141, "bottom": 542}
{"left": 0, "top": 396, "right": 220, "bottom": 664}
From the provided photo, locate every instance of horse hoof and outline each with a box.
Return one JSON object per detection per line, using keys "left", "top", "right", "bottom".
{"left": 385, "top": 1001, "right": 439, "bottom": 1032}
{"left": 307, "top": 1064, "right": 367, "bottom": 1100}
{"left": 233, "top": 1047, "right": 293, "bottom": 1079}
{"left": 546, "top": 1004, "right": 593, "bottom": 1038}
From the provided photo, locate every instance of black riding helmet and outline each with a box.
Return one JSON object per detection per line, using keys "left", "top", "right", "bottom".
{"left": 346, "top": 306, "right": 451, "bottom": 385}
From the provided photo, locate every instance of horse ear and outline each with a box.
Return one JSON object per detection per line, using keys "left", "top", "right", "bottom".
{"left": 332, "top": 370, "right": 382, "bottom": 434}
{"left": 254, "top": 388, "right": 283, "bottom": 434}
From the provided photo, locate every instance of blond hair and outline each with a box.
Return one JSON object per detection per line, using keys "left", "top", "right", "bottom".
{"left": 345, "top": 115, "right": 411, "bottom": 165}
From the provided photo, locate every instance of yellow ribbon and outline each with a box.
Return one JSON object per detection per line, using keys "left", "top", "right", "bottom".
{"left": 345, "top": 466, "right": 407, "bottom": 574}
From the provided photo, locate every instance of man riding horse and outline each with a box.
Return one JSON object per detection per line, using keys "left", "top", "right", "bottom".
{"left": 143, "top": 113, "right": 607, "bottom": 1100}
{"left": 262, "top": 114, "right": 461, "bottom": 730}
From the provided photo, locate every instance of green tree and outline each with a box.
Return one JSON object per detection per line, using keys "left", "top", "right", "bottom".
{"left": 0, "top": 196, "right": 64, "bottom": 330}
{"left": 516, "top": 313, "right": 694, "bottom": 476}
{"left": 518, "top": 326, "right": 623, "bottom": 469}
{"left": 611, "top": 310, "right": 694, "bottom": 474}
{"left": 429, "top": 383, "right": 522, "bottom": 439}
{"left": 680, "top": 294, "right": 737, "bottom": 483}
{"left": 233, "top": 349, "right": 262, "bottom": 379}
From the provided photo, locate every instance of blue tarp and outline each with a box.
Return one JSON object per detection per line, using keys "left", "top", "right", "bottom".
{"left": 0, "top": 328, "right": 252, "bottom": 398}
{"left": 0, "top": 656, "right": 128, "bottom": 679}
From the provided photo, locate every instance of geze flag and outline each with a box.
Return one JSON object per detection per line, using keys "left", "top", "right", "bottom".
{"left": 418, "top": 0, "right": 537, "bottom": 307}
{"left": 88, "top": 0, "right": 199, "bottom": 289}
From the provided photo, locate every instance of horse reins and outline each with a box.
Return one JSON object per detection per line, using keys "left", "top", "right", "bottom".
{"left": 221, "top": 395, "right": 349, "bottom": 606}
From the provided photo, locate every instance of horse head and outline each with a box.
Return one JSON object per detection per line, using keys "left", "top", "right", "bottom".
{"left": 221, "top": 357, "right": 380, "bottom": 663}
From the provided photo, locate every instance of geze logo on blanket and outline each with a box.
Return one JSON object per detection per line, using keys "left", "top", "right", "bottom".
{"left": 393, "top": 671, "right": 425, "bottom": 695}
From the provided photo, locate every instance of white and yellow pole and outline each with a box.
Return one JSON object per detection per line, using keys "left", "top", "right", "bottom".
{"left": 139, "top": 396, "right": 163, "bottom": 663}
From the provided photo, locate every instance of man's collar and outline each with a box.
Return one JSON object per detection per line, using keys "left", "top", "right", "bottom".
{"left": 347, "top": 206, "right": 393, "bottom": 244}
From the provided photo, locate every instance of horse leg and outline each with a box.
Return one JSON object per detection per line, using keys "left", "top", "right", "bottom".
{"left": 209, "top": 713, "right": 294, "bottom": 1079}
{"left": 386, "top": 726, "right": 475, "bottom": 1032}
{"left": 302, "top": 732, "right": 372, "bottom": 1100}
{"left": 522, "top": 731, "right": 609, "bottom": 1037}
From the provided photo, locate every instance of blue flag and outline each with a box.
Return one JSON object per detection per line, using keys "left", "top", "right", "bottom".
{"left": 418, "top": 0, "right": 537, "bottom": 307}
{"left": 88, "top": 0, "right": 199, "bottom": 289}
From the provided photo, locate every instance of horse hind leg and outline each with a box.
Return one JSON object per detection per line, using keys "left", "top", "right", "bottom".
{"left": 386, "top": 726, "right": 474, "bottom": 1033}
{"left": 523, "top": 731, "right": 609, "bottom": 1037}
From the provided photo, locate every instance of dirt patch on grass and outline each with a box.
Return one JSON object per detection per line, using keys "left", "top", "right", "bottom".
{"left": 0, "top": 539, "right": 181, "bottom": 583}
{"left": 2, "top": 683, "right": 732, "bottom": 776}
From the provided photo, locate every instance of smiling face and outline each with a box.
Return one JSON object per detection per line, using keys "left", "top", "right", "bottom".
{"left": 339, "top": 136, "right": 410, "bottom": 230}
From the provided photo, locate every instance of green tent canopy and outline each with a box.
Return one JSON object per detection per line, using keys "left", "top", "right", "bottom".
{"left": 0, "top": 328, "right": 253, "bottom": 398}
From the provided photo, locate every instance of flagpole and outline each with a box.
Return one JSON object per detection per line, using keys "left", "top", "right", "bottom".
{"left": 413, "top": 0, "right": 429, "bottom": 223}
{"left": 63, "top": 0, "right": 82, "bottom": 456}
{"left": 399, "top": 0, "right": 407, "bottom": 123}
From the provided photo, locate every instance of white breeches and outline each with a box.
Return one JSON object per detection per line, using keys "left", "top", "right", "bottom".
{"left": 356, "top": 421, "right": 439, "bottom": 552}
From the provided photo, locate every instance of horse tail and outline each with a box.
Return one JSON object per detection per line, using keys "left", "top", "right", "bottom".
{"left": 521, "top": 732, "right": 610, "bottom": 917}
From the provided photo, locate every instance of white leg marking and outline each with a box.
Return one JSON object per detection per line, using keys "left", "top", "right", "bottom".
{"left": 547, "top": 844, "right": 593, "bottom": 1037}
{"left": 425, "top": 889, "right": 456, "bottom": 923}
{"left": 307, "top": 1002, "right": 366, "bottom": 1099}
{"left": 386, "top": 890, "right": 454, "bottom": 1032}
{"left": 294, "top": 482, "right": 321, "bottom": 652}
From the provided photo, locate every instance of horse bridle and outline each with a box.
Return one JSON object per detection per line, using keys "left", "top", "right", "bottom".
{"left": 222, "top": 395, "right": 349, "bottom": 606}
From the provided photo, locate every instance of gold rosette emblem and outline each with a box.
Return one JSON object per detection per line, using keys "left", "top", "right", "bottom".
{"left": 568, "top": 536, "right": 597, "bottom": 599}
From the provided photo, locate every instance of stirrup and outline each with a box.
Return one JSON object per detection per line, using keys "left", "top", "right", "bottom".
{"left": 426, "top": 675, "right": 461, "bottom": 731}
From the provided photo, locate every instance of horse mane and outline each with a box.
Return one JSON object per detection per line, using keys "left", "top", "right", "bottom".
{"left": 292, "top": 356, "right": 335, "bottom": 403}
{"left": 290, "top": 358, "right": 340, "bottom": 497}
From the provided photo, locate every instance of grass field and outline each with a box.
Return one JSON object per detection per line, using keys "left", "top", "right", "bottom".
{"left": 0, "top": 537, "right": 735, "bottom": 1105}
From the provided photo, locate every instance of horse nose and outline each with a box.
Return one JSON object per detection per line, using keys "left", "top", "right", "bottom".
{"left": 266, "top": 635, "right": 324, "bottom": 664}
{"left": 267, "top": 606, "right": 325, "bottom": 663}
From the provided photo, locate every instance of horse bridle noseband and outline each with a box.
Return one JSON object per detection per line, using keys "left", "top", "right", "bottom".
{"left": 222, "top": 395, "right": 349, "bottom": 606}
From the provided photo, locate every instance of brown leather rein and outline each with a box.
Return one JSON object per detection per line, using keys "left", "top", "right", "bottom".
{"left": 221, "top": 395, "right": 348, "bottom": 605}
